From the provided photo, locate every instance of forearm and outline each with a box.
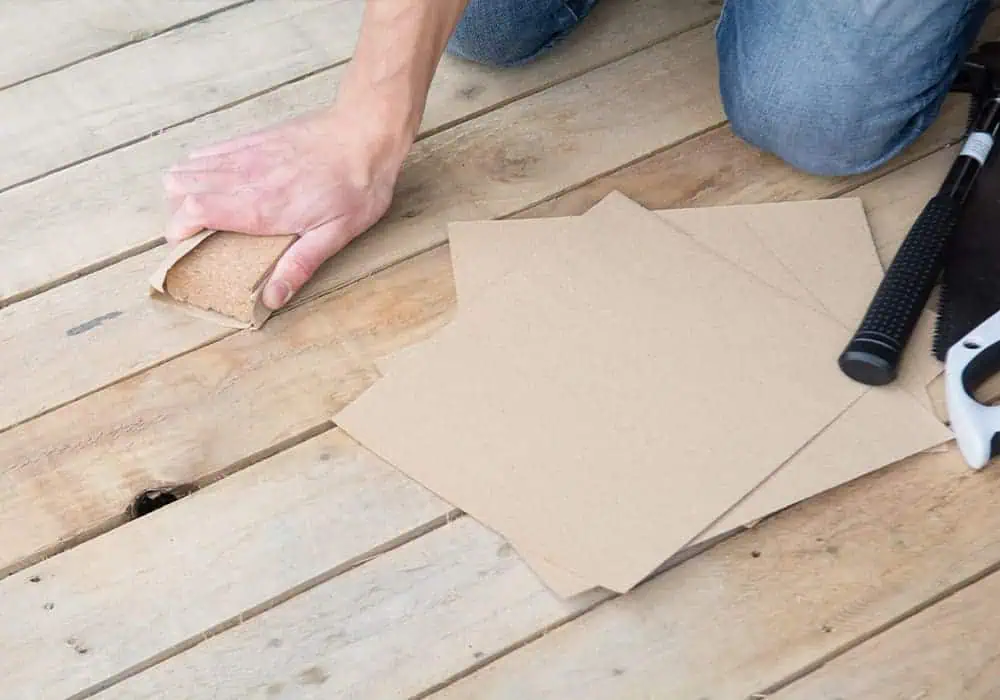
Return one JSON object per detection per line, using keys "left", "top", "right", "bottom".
{"left": 337, "top": 0, "right": 471, "bottom": 160}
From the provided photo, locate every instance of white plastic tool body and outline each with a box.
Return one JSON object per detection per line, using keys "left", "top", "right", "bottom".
{"left": 945, "top": 308, "right": 1000, "bottom": 469}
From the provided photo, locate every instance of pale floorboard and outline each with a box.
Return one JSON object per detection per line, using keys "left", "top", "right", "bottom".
{"left": 0, "top": 0, "right": 243, "bottom": 89}
{"left": 1, "top": 430, "right": 451, "bottom": 700}
{"left": 6, "top": 2, "right": 998, "bottom": 699}
{"left": 0, "top": 23, "right": 730, "bottom": 575}
{"left": 427, "top": 446, "right": 999, "bottom": 700}
{"left": 0, "top": 0, "right": 366, "bottom": 193}
{"left": 96, "top": 517, "right": 604, "bottom": 700}
{"left": 770, "top": 566, "right": 1000, "bottom": 699}
{"left": 0, "top": 0, "right": 718, "bottom": 305}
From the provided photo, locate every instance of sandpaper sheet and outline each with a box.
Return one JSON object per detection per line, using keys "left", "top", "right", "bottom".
{"left": 148, "top": 229, "right": 296, "bottom": 329}
{"left": 372, "top": 196, "right": 953, "bottom": 596}
{"left": 336, "top": 192, "right": 870, "bottom": 593}
{"left": 388, "top": 199, "right": 951, "bottom": 594}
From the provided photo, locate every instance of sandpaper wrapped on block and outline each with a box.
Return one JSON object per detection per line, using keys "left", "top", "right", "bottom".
{"left": 149, "top": 230, "right": 296, "bottom": 329}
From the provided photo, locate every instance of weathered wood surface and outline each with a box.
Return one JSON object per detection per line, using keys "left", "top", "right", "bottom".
{"left": 0, "top": 0, "right": 242, "bottom": 89}
{"left": 771, "top": 566, "right": 1000, "bottom": 699}
{"left": 427, "top": 445, "right": 1000, "bottom": 700}
{"left": 0, "top": 23, "right": 724, "bottom": 434}
{"left": 0, "top": 0, "right": 719, "bottom": 305}
{"left": 0, "top": 430, "right": 452, "bottom": 700}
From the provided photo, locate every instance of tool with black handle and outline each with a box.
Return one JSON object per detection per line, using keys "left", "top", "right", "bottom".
{"left": 838, "top": 87, "right": 1000, "bottom": 386}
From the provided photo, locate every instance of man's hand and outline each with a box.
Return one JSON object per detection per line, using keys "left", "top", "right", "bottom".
{"left": 161, "top": 0, "right": 470, "bottom": 310}
{"left": 162, "top": 104, "right": 405, "bottom": 310}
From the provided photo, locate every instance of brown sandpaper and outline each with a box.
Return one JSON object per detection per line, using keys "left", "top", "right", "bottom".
{"left": 336, "top": 192, "right": 869, "bottom": 593}
{"left": 371, "top": 196, "right": 952, "bottom": 596}
{"left": 148, "top": 230, "right": 296, "bottom": 329}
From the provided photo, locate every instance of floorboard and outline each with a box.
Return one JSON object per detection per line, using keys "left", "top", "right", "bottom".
{"left": 8, "top": 2, "right": 1000, "bottom": 697}
{"left": 0, "top": 0, "right": 717, "bottom": 307}
{"left": 0, "top": 0, "right": 366, "bottom": 194}
{"left": 769, "top": 567, "right": 1000, "bottom": 699}
{"left": 424, "top": 444, "right": 1000, "bottom": 700}
{"left": 0, "top": 109, "right": 975, "bottom": 697}
{"left": 0, "top": 21, "right": 723, "bottom": 433}
{"left": 94, "top": 517, "right": 603, "bottom": 700}
{"left": 0, "top": 244, "right": 454, "bottom": 578}
{"left": 0, "top": 429, "right": 451, "bottom": 700}
{"left": 0, "top": 0, "right": 243, "bottom": 89}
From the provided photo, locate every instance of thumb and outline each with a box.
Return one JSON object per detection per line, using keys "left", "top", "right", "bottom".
{"left": 262, "top": 220, "right": 351, "bottom": 310}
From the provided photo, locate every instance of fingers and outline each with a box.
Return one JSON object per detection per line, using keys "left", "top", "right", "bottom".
{"left": 162, "top": 168, "right": 243, "bottom": 197}
{"left": 164, "top": 196, "right": 208, "bottom": 242}
{"left": 262, "top": 219, "right": 352, "bottom": 310}
{"left": 164, "top": 192, "right": 270, "bottom": 242}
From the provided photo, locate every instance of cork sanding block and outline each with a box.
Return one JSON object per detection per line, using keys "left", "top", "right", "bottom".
{"left": 148, "top": 229, "right": 296, "bottom": 329}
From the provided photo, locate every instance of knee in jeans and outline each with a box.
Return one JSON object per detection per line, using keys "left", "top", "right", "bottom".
{"left": 447, "top": 27, "right": 542, "bottom": 67}
{"left": 446, "top": 0, "right": 595, "bottom": 68}
{"left": 721, "top": 73, "right": 931, "bottom": 177}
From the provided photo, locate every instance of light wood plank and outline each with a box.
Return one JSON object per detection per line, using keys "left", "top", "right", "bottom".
{"left": 94, "top": 518, "right": 604, "bottom": 700}
{"left": 516, "top": 96, "right": 968, "bottom": 219}
{"left": 0, "top": 21, "right": 968, "bottom": 578}
{"left": 0, "top": 0, "right": 243, "bottom": 89}
{"left": 769, "top": 568, "right": 1000, "bottom": 699}
{"left": 0, "top": 0, "right": 719, "bottom": 305}
{"left": 0, "top": 0, "right": 716, "bottom": 432}
{"left": 78, "top": 140, "right": 971, "bottom": 700}
{"left": 0, "top": 0, "right": 367, "bottom": 192}
{"left": 422, "top": 443, "right": 1000, "bottom": 700}
{"left": 0, "top": 22, "right": 725, "bottom": 432}
{"left": 0, "top": 429, "right": 452, "bottom": 700}
{"left": 0, "top": 243, "right": 456, "bottom": 579}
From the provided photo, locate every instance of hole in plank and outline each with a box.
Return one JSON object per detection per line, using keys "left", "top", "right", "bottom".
{"left": 129, "top": 485, "right": 196, "bottom": 519}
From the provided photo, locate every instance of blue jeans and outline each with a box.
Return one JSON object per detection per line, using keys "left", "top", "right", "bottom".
{"left": 446, "top": 0, "right": 992, "bottom": 176}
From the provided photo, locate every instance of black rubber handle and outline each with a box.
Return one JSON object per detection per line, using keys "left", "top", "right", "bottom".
{"left": 838, "top": 193, "right": 961, "bottom": 386}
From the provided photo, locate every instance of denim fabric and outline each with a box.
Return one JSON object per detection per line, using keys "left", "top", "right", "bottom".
{"left": 446, "top": 0, "right": 993, "bottom": 175}
{"left": 716, "top": 0, "right": 992, "bottom": 175}
{"left": 446, "top": 0, "right": 601, "bottom": 66}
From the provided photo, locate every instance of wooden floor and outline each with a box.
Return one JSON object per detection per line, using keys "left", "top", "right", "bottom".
{"left": 5, "top": 1, "right": 1000, "bottom": 697}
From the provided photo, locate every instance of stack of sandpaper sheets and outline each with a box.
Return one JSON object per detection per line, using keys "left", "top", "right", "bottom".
{"left": 334, "top": 191, "right": 953, "bottom": 597}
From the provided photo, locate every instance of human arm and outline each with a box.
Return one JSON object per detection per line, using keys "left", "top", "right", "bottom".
{"left": 162, "top": 0, "right": 471, "bottom": 309}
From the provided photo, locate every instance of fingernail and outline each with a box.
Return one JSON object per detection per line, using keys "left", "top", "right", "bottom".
{"left": 263, "top": 280, "right": 292, "bottom": 309}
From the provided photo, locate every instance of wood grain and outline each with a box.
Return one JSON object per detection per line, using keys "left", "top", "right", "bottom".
{"left": 93, "top": 518, "right": 605, "bottom": 700}
{"left": 0, "top": 0, "right": 720, "bottom": 305}
{"left": 0, "top": 23, "right": 726, "bottom": 432}
{"left": 0, "top": 0, "right": 241, "bottom": 88}
{"left": 0, "top": 429, "right": 452, "bottom": 700}
{"left": 516, "top": 96, "right": 969, "bottom": 219}
{"left": 0, "top": 0, "right": 366, "bottom": 192}
{"left": 0, "top": 92, "right": 967, "bottom": 583}
{"left": 0, "top": 15, "right": 972, "bottom": 578}
{"left": 424, "top": 445, "right": 1000, "bottom": 700}
{"left": 0, "top": 244, "right": 457, "bottom": 579}
{"left": 769, "top": 567, "right": 1000, "bottom": 699}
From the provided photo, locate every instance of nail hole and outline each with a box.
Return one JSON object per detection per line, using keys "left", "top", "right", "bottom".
{"left": 28, "top": 575, "right": 41, "bottom": 583}
{"left": 129, "top": 485, "right": 197, "bottom": 519}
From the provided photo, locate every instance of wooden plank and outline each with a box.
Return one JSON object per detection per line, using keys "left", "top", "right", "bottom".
{"left": 0, "top": 22, "right": 970, "bottom": 578}
{"left": 0, "top": 0, "right": 367, "bottom": 193}
{"left": 0, "top": 0, "right": 243, "bottom": 89}
{"left": 516, "top": 96, "right": 968, "bottom": 219}
{"left": 0, "top": 429, "right": 453, "bottom": 700}
{"left": 0, "top": 22, "right": 726, "bottom": 431}
{"left": 92, "top": 518, "right": 603, "bottom": 700}
{"left": 0, "top": 0, "right": 720, "bottom": 304}
{"left": 768, "top": 568, "right": 1000, "bottom": 699}
{"left": 0, "top": 243, "right": 457, "bottom": 579}
{"left": 421, "top": 443, "right": 1000, "bottom": 700}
